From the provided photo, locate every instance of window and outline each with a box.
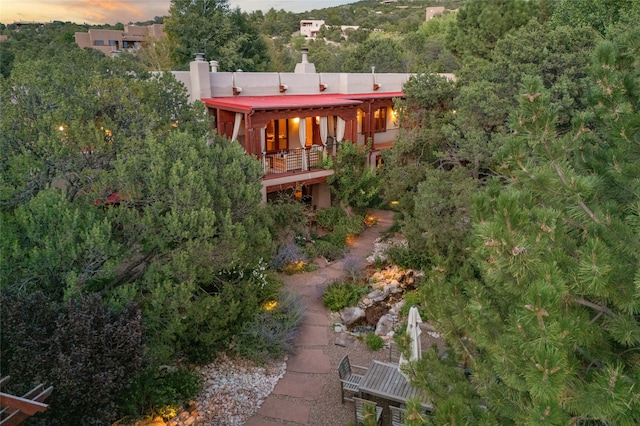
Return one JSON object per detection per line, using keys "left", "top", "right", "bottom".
{"left": 266, "top": 119, "right": 288, "bottom": 152}
{"left": 108, "top": 40, "right": 118, "bottom": 46}
{"left": 373, "top": 107, "right": 387, "bottom": 133}
{"left": 94, "top": 40, "right": 105, "bottom": 46}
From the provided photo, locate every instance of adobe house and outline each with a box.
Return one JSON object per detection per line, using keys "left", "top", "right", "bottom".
{"left": 171, "top": 50, "right": 455, "bottom": 207}
{"left": 75, "top": 24, "right": 164, "bottom": 57}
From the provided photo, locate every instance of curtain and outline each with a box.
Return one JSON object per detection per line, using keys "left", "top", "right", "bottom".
{"left": 298, "top": 118, "right": 308, "bottom": 170}
{"left": 231, "top": 112, "right": 243, "bottom": 142}
{"left": 260, "top": 128, "right": 266, "bottom": 170}
{"left": 320, "top": 116, "right": 328, "bottom": 160}
{"left": 320, "top": 117, "right": 333, "bottom": 160}
{"left": 320, "top": 116, "right": 328, "bottom": 146}
{"left": 336, "top": 117, "right": 345, "bottom": 142}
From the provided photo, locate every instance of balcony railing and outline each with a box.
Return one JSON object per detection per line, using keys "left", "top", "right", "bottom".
{"left": 263, "top": 145, "right": 325, "bottom": 176}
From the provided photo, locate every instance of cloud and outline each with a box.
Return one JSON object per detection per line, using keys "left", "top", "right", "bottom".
{"left": 1, "top": 0, "right": 171, "bottom": 25}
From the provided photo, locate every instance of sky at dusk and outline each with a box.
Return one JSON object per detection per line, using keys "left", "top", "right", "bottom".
{"left": 1, "top": 0, "right": 357, "bottom": 25}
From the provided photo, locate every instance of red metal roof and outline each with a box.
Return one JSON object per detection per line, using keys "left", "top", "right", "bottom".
{"left": 201, "top": 92, "right": 403, "bottom": 112}
{"left": 343, "top": 92, "right": 404, "bottom": 100}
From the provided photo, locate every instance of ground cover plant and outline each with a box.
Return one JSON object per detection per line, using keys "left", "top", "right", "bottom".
{"left": 322, "top": 280, "right": 369, "bottom": 312}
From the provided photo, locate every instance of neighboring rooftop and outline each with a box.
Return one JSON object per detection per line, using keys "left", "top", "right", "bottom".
{"left": 74, "top": 24, "right": 164, "bottom": 57}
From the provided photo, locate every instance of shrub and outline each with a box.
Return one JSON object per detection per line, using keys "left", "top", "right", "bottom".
{"left": 328, "top": 140, "right": 381, "bottom": 209}
{"left": 271, "top": 242, "right": 309, "bottom": 273}
{"left": 0, "top": 291, "right": 146, "bottom": 425}
{"left": 119, "top": 366, "right": 202, "bottom": 418}
{"left": 327, "top": 225, "right": 349, "bottom": 248}
{"left": 313, "top": 239, "right": 347, "bottom": 262}
{"left": 265, "top": 195, "right": 308, "bottom": 233}
{"left": 315, "top": 206, "right": 346, "bottom": 230}
{"left": 386, "top": 245, "right": 431, "bottom": 270}
{"left": 316, "top": 208, "right": 366, "bottom": 237}
{"left": 322, "top": 281, "right": 368, "bottom": 312}
{"left": 401, "top": 291, "right": 422, "bottom": 315}
{"left": 233, "top": 292, "right": 304, "bottom": 363}
{"left": 365, "top": 333, "right": 385, "bottom": 351}
{"left": 341, "top": 214, "right": 366, "bottom": 236}
{"left": 343, "top": 255, "right": 363, "bottom": 283}
{"left": 142, "top": 260, "right": 282, "bottom": 365}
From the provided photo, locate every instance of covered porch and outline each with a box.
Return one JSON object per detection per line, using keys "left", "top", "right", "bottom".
{"left": 203, "top": 94, "right": 360, "bottom": 162}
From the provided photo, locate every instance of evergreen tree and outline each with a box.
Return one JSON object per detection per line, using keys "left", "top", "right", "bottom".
{"left": 413, "top": 25, "right": 640, "bottom": 424}
{"left": 0, "top": 46, "right": 277, "bottom": 420}
{"left": 164, "top": 0, "right": 268, "bottom": 71}
{"left": 446, "top": 0, "right": 548, "bottom": 61}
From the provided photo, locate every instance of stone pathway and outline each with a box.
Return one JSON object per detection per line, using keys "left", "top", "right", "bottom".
{"left": 245, "top": 209, "right": 395, "bottom": 425}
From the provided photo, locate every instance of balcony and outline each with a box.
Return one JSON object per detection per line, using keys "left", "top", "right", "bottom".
{"left": 263, "top": 145, "right": 326, "bottom": 176}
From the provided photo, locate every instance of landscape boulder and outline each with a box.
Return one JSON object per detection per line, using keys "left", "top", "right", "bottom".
{"left": 375, "top": 313, "right": 396, "bottom": 336}
{"left": 339, "top": 306, "right": 365, "bottom": 325}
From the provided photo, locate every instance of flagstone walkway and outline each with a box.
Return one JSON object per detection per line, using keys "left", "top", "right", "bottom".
{"left": 244, "top": 209, "right": 396, "bottom": 426}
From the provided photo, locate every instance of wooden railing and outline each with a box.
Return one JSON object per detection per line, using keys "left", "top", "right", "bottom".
{"left": 0, "top": 377, "right": 52, "bottom": 426}
{"left": 263, "top": 145, "right": 325, "bottom": 176}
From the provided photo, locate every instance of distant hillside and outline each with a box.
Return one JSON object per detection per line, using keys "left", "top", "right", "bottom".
{"left": 291, "top": 0, "right": 463, "bottom": 30}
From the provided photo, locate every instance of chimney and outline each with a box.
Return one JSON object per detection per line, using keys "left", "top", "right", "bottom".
{"left": 190, "top": 53, "right": 211, "bottom": 102}
{"left": 209, "top": 60, "right": 219, "bottom": 72}
{"left": 372, "top": 65, "right": 381, "bottom": 90}
{"left": 294, "top": 48, "right": 316, "bottom": 74}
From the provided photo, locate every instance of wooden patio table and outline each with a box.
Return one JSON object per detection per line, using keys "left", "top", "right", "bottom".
{"left": 359, "top": 360, "right": 432, "bottom": 409}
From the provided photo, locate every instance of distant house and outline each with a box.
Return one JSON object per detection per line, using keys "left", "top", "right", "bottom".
{"left": 74, "top": 24, "right": 164, "bottom": 57}
{"left": 425, "top": 7, "right": 446, "bottom": 20}
{"left": 300, "top": 20, "right": 325, "bottom": 40}
{"left": 10, "top": 21, "right": 47, "bottom": 30}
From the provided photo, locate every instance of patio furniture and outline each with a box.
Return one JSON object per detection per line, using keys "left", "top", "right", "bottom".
{"left": 359, "top": 360, "right": 432, "bottom": 409}
{"left": 338, "top": 354, "right": 367, "bottom": 403}
{"left": 390, "top": 405, "right": 405, "bottom": 426}
{"left": 353, "top": 397, "right": 383, "bottom": 426}
{"left": 388, "top": 341, "right": 401, "bottom": 363}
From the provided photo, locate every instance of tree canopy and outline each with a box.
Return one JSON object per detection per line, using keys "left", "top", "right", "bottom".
{"left": 0, "top": 46, "right": 277, "bottom": 422}
{"left": 164, "top": 0, "right": 269, "bottom": 70}
{"left": 381, "top": 1, "right": 640, "bottom": 423}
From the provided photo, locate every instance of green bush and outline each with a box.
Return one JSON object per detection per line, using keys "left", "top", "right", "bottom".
{"left": 316, "top": 206, "right": 346, "bottom": 230}
{"left": 327, "top": 225, "right": 349, "bottom": 248}
{"left": 341, "top": 214, "right": 366, "bottom": 236}
{"left": 365, "top": 333, "right": 385, "bottom": 351}
{"left": 386, "top": 245, "right": 431, "bottom": 270}
{"left": 328, "top": 140, "right": 381, "bottom": 209}
{"left": 266, "top": 196, "right": 307, "bottom": 231}
{"left": 142, "top": 260, "right": 282, "bottom": 365}
{"left": 316, "top": 207, "right": 366, "bottom": 237}
{"left": 313, "top": 239, "right": 347, "bottom": 262}
{"left": 233, "top": 292, "right": 304, "bottom": 363}
{"left": 323, "top": 281, "right": 368, "bottom": 311}
{"left": 119, "top": 366, "right": 202, "bottom": 418}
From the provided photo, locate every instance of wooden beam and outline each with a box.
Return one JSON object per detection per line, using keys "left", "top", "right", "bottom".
{"left": 265, "top": 176, "right": 329, "bottom": 193}
{"left": 0, "top": 393, "right": 48, "bottom": 415}
{"left": 0, "top": 387, "right": 52, "bottom": 426}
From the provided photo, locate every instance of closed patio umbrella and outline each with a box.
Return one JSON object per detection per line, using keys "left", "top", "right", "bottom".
{"left": 398, "top": 306, "right": 422, "bottom": 379}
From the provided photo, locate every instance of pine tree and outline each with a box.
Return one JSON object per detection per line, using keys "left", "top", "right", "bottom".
{"left": 414, "top": 25, "right": 640, "bottom": 424}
